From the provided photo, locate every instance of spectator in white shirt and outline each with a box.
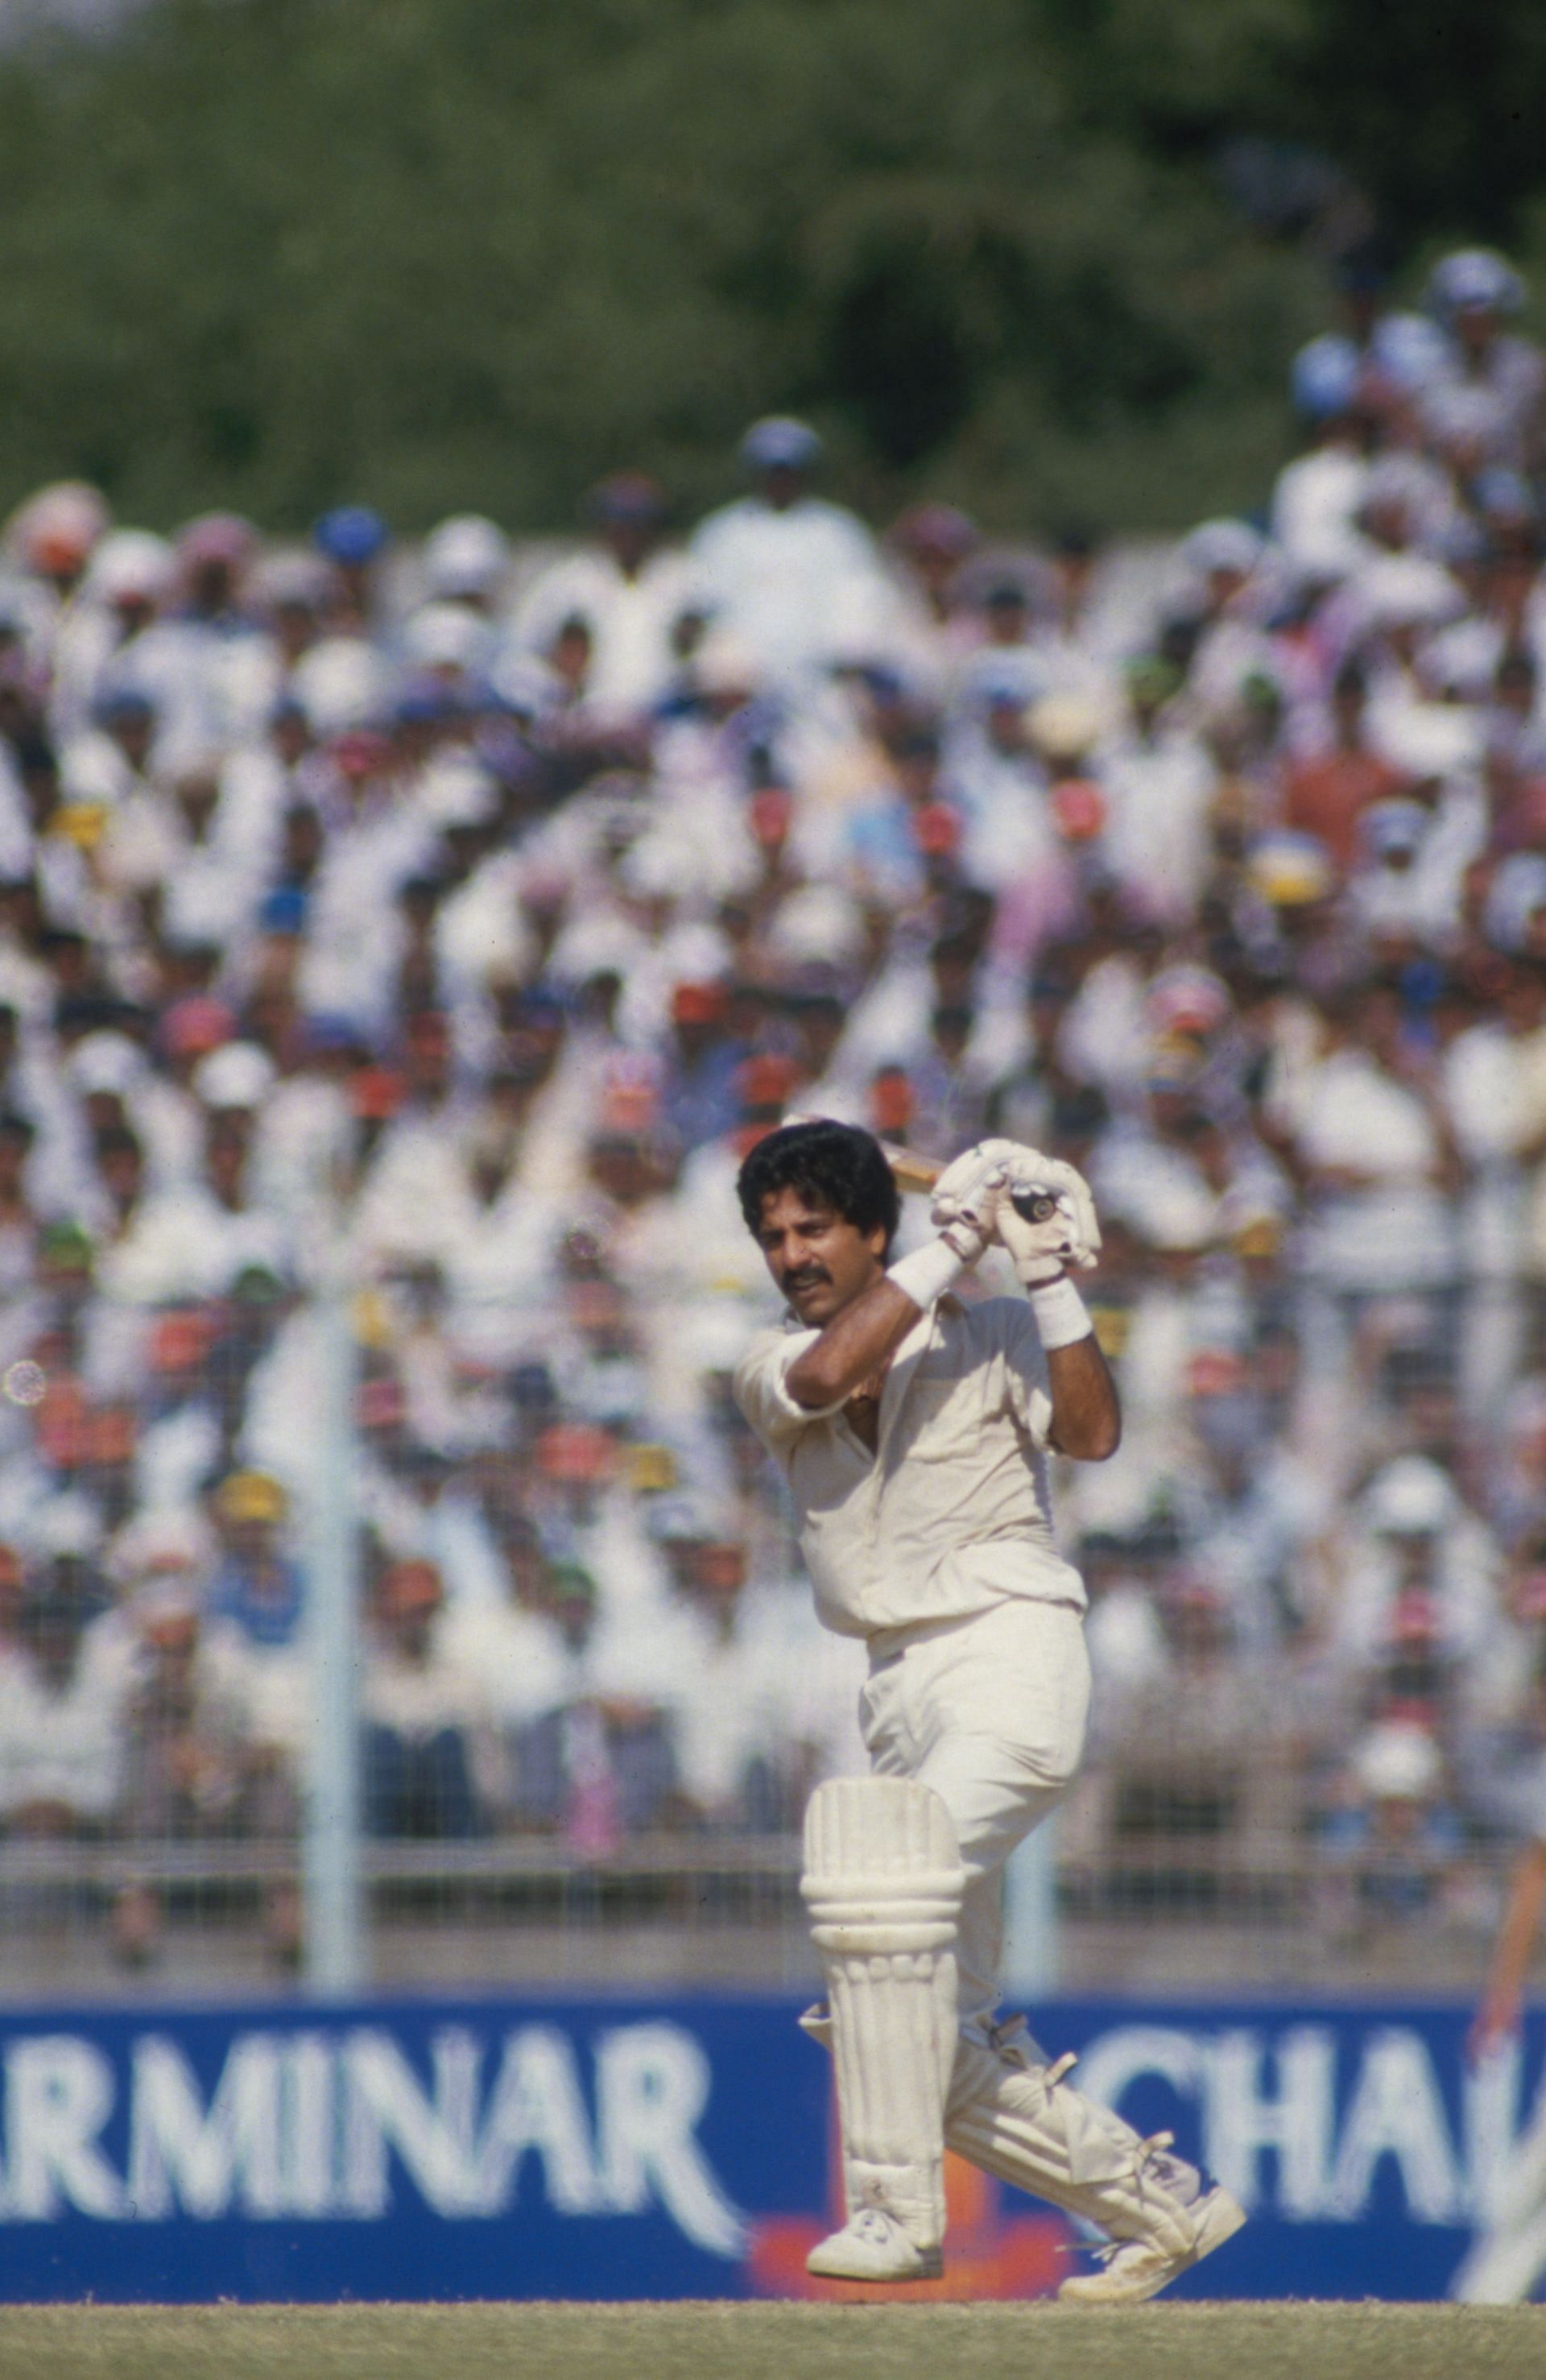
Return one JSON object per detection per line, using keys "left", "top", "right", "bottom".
{"left": 0, "top": 1575, "right": 126, "bottom": 1837}
{"left": 689, "top": 416, "right": 890, "bottom": 685}
{"left": 515, "top": 474, "right": 695, "bottom": 717}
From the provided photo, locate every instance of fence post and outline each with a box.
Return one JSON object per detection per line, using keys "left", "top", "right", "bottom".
{"left": 302, "top": 1273, "right": 365, "bottom": 1997}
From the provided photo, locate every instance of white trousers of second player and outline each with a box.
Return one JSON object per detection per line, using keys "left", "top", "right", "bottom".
{"left": 858, "top": 1595, "right": 1089, "bottom": 2035}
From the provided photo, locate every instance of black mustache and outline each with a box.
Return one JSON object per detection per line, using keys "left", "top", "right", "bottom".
{"left": 785, "top": 1270, "right": 830, "bottom": 1290}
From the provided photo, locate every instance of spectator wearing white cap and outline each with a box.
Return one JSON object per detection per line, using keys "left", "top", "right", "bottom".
{"left": 1423, "top": 248, "right": 1546, "bottom": 472}
{"left": 50, "top": 530, "right": 175, "bottom": 743}
{"left": 114, "top": 1578, "right": 268, "bottom": 1963}
{"left": 688, "top": 416, "right": 890, "bottom": 685}
{"left": 421, "top": 514, "right": 511, "bottom": 615}
{"left": 1329, "top": 1453, "right": 1500, "bottom": 1672}
{"left": 1317, "top": 1718, "right": 1463, "bottom": 1934}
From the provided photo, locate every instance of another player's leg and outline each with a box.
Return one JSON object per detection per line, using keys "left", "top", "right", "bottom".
{"left": 800, "top": 1774, "right": 965, "bottom": 2280}
{"left": 1451, "top": 2096, "right": 1546, "bottom": 2303}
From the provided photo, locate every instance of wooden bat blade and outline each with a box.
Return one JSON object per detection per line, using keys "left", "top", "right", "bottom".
{"left": 877, "top": 1140, "right": 943, "bottom": 1194}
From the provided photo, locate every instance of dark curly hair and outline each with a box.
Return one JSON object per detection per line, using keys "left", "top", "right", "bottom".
{"left": 736, "top": 1119, "right": 899, "bottom": 1252}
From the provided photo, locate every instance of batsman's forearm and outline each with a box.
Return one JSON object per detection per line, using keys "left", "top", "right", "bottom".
{"left": 785, "top": 1277, "right": 926, "bottom": 1409}
{"left": 1044, "top": 1332, "right": 1121, "bottom": 1461}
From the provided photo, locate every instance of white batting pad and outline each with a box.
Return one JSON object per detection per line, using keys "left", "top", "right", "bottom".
{"left": 800, "top": 1777, "right": 965, "bottom": 2250}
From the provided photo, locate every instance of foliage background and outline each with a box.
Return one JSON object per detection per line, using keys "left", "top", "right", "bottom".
{"left": 1, "top": 0, "right": 1544, "bottom": 533}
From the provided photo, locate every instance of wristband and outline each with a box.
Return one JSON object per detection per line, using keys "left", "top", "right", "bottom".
{"left": 1027, "top": 1274, "right": 1092, "bottom": 1350}
{"left": 887, "top": 1237, "right": 965, "bottom": 1311}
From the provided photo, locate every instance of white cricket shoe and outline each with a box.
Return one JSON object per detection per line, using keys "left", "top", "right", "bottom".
{"left": 1058, "top": 2183, "right": 1247, "bottom": 2305}
{"left": 806, "top": 2206, "right": 944, "bottom": 2282}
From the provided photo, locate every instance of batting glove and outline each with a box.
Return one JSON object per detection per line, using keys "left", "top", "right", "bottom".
{"left": 994, "top": 1149, "right": 1102, "bottom": 1285}
{"left": 929, "top": 1141, "right": 1015, "bottom": 1266}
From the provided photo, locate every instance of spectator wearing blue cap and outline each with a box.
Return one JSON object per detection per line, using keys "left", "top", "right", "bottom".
{"left": 1272, "top": 336, "right": 1374, "bottom": 582}
{"left": 513, "top": 473, "right": 695, "bottom": 717}
{"left": 60, "top": 684, "right": 159, "bottom": 826}
{"left": 313, "top": 505, "right": 390, "bottom": 634}
{"left": 688, "top": 416, "right": 891, "bottom": 685}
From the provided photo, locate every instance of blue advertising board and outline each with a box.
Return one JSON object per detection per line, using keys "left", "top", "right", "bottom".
{"left": 0, "top": 1993, "right": 1536, "bottom": 2303}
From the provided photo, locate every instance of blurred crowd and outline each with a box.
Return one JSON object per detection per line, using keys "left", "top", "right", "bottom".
{"left": 2, "top": 245, "right": 1546, "bottom": 1964}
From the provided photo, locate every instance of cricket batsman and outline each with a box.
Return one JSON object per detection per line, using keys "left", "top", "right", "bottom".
{"left": 733, "top": 1118, "right": 1246, "bottom": 2299}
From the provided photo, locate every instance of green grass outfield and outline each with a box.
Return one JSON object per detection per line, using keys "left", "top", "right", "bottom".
{"left": 0, "top": 2303, "right": 1540, "bottom": 2380}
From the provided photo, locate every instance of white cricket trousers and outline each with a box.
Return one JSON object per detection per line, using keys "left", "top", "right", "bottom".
{"left": 858, "top": 1596, "right": 1089, "bottom": 2034}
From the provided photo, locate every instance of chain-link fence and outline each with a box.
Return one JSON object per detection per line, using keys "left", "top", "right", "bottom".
{"left": 0, "top": 1234, "right": 1532, "bottom": 2004}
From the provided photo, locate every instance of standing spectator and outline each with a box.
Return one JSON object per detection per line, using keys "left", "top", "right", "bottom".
{"left": 689, "top": 417, "right": 890, "bottom": 684}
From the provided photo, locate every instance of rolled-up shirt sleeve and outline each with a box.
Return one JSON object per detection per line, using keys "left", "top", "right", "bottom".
{"left": 733, "top": 1325, "right": 847, "bottom": 1452}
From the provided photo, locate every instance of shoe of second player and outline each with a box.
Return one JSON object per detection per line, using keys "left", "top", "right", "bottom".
{"left": 1058, "top": 2183, "right": 1247, "bottom": 2304}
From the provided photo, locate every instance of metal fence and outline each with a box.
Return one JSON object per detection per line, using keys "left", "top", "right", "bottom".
{"left": 0, "top": 1243, "right": 1532, "bottom": 2006}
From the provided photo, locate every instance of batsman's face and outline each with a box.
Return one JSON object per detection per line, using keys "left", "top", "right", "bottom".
{"left": 754, "top": 1186, "right": 887, "bottom": 1325}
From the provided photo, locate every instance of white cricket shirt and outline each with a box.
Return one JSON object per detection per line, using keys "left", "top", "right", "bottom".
{"left": 733, "top": 1293, "right": 1086, "bottom": 1641}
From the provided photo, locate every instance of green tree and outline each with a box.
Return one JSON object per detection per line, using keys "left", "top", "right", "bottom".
{"left": 0, "top": 0, "right": 1529, "bottom": 535}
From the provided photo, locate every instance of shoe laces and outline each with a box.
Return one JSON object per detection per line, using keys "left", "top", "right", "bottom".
{"left": 1127, "top": 2127, "right": 1176, "bottom": 2198}
{"left": 992, "top": 2023, "right": 1190, "bottom": 2220}
{"left": 987, "top": 2015, "right": 1079, "bottom": 2091}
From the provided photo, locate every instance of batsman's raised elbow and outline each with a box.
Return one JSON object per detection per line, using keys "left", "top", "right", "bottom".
{"left": 1086, "top": 1414, "right": 1122, "bottom": 1462}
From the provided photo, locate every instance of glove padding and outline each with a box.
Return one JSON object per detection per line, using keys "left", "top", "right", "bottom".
{"left": 929, "top": 1140, "right": 1018, "bottom": 1266}
{"left": 992, "top": 1147, "right": 1101, "bottom": 1286}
